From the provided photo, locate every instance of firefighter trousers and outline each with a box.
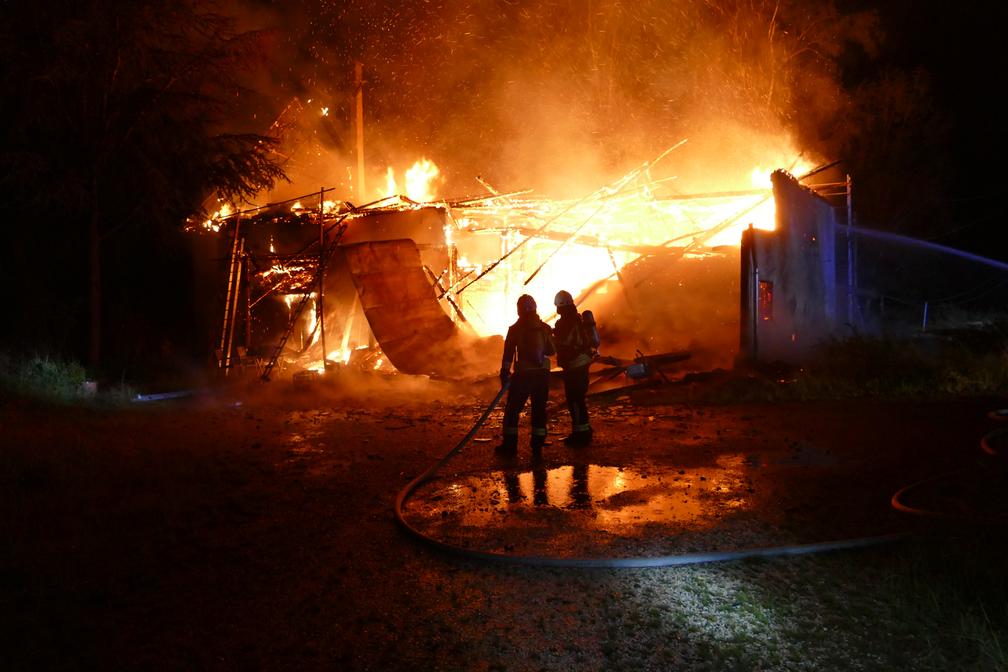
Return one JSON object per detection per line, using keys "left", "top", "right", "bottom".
{"left": 562, "top": 364, "right": 591, "bottom": 435}
{"left": 502, "top": 369, "right": 549, "bottom": 448}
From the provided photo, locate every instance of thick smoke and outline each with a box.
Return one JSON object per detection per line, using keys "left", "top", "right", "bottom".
{"left": 578, "top": 248, "right": 742, "bottom": 371}
{"left": 232, "top": 0, "right": 879, "bottom": 201}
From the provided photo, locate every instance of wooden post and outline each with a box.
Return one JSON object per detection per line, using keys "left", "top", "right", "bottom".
{"left": 89, "top": 207, "right": 102, "bottom": 369}
{"left": 224, "top": 236, "right": 245, "bottom": 376}
{"left": 449, "top": 242, "right": 459, "bottom": 323}
{"left": 355, "top": 63, "right": 366, "bottom": 203}
{"left": 244, "top": 252, "right": 252, "bottom": 350}
{"left": 218, "top": 216, "right": 242, "bottom": 370}
{"left": 318, "top": 188, "right": 328, "bottom": 371}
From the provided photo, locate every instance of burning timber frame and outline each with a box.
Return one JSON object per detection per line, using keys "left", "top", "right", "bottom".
{"left": 203, "top": 153, "right": 857, "bottom": 380}
{"left": 214, "top": 189, "right": 355, "bottom": 379}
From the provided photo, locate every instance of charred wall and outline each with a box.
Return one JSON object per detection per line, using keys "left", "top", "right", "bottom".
{"left": 740, "top": 170, "right": 852, "bottom": 364}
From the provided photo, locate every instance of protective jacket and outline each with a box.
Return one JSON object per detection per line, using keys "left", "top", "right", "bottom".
{"left": 553, "top": 310, "right": 598, "bottom": 370}
{"left": 501, "top": 315, "right": 556, "bottom": 376}
{"left": 499, "top": 314, "right": 555, "bottom": 453}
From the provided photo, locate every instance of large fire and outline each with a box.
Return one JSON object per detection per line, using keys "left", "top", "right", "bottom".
{"left": 208, "top": 142, "right": 813, "bottom": 376}
{"left": 384, "top": 159, "right": 441, "bottom": 203}
{"left": 376, "top": 151, "right": 808, "bottom": 337}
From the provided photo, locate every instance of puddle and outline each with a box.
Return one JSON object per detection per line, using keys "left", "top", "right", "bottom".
{"left": 280, "top": 413, "right": 335, "bottom": 472}
{"left": 404, "top": 455, "right": 753, "bottom": 548}
{"left": 285, "top": 435, "right": 325, "bottom": 454}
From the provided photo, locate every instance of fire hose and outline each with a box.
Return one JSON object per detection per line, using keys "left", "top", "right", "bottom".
{"left": 393, "top": 386, "right": 907, "bottom": 568}
{"left": 890, "top": 411, "right": 1008, "bottom": 522}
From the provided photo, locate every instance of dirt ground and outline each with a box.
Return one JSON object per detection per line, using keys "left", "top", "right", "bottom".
{"left": 2, "top": 372, "right": 1005, "bottom": 671}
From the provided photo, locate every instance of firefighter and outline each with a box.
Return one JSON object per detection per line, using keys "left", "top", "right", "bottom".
{"left": 552, "top": 290, "right": 600, "bottom": 446}
{"left": 498, "top": 294, "right": 555, "bottom": 455}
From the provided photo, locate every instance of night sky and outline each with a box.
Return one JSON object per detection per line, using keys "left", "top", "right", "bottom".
{"left": 848, "top": 2, "right": 1000, "bottom": 252}
{"left": 1, "top": 0, "right": 997, "bottom": 243}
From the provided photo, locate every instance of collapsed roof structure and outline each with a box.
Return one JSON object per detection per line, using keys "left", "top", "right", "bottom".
{"left": 191, "top": 142, "right": 856, "bottom": 383}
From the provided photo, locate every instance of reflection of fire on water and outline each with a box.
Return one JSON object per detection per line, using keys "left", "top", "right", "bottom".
{"left": 413, "top": 454, "right": 752, "bottom": 534}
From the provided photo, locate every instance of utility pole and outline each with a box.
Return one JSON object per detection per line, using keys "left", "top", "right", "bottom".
{"left": 318, "top": 187, "right": 328, "bottom": 371}
{"left": 355, "top": 61, "right": 375, "bottom": 350}
{"left": 355, "top": 62, "right": 366, "bottom": 203}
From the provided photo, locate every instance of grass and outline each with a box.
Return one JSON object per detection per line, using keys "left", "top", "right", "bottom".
{"left": 0, "top": 351, "right": 136, "bottom": 405}
{"left": 768, "top": 538, "right": 1007, "bottom": 671}
{"left": 676, "top": 327, "right": 1008, "bottom": 404}
{"left": 0, "top": 352, "right": 88, "bottom": 401}
{"left": 799, "top": 328, "right": 1008, "bottom": 398}
{"left": 887, "top": 537, "right": 1008, "bottom": 671}
{"left": 588, "top": 537, "right": 1008, "bottom": 671}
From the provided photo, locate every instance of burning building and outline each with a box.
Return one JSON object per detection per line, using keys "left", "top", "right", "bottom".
{"left": 191, "top": 139, "right": 862, "bottom": 382}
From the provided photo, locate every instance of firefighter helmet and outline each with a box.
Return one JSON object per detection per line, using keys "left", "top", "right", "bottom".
{"left": 553, "top": 290, "right": 574, "bottom": 308}
{"left": 516, "top": 294, "right": 537, "bottom": 315}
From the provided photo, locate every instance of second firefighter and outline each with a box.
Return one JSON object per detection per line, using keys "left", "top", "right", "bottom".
{"left": 552, "top": 290, "right": 600, "bottom": 446}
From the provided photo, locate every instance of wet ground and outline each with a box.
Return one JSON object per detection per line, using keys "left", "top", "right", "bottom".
{"left": 406, "top": 458, "right": 756, "bottom": 557}
{"left": 4, "top": 374, "right": 1007, "bottom": 670}
{"left": 396, "top": 381, "right": 1008, "bottom": 561}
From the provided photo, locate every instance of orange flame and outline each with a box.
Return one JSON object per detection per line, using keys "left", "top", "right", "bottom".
{"left": 383, "top": 159, "right": 441, "bottom": 202}
{"left": 436, "top": 156, "right": 811, "bottom": 337}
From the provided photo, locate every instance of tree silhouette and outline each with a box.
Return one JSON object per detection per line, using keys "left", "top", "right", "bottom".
{"left": 0, "top": 0, "right": 286, "bottom": 369}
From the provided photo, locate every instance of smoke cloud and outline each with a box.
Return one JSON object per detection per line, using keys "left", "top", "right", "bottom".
{"left": 231, "top": 0, "right": 878, "bottom": 202}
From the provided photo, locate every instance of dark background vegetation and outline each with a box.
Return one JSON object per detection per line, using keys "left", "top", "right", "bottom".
{"left": 0, "top": 1, "right": 284, "bottom": 377}
{"left": 0, "top": 0, "right": 999, "bottom": 380}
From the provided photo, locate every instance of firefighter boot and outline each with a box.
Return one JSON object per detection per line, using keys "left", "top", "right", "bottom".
{"left": 531, "top": 433, "right": 546, "bottom": 456}
{"left": 564, "top": 427, "right": 592, "bottom": 447}
{"left": 495, "top": 433, "right": 518, "bottom": 456}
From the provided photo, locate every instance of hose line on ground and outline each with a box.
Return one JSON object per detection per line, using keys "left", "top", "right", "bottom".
{"left": 393, "top": 387, "right": 905, "bottom": 568}
{"left": 890, "top": 423, "right": 1008, "bottom": 522}
{"left": 981, "top": 426, "right": 1008, "bottom": 457}
{"left": 890, "top": 467, "right": 972, "bottom": 520}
